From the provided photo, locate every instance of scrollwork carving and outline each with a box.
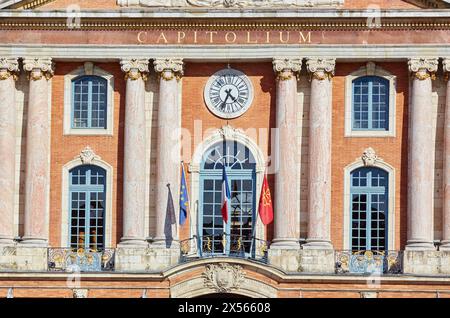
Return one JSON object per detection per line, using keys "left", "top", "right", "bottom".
{"left": 408, "top": 58, "right": 438, "bottom": 81}
{"left": 203, "top": 263, "right": 246, "bottom": 293}
{"left": 120, "top": 58, "right": 150, "bottom": 81}
{"left": 154, "top": 58, "right": 184, "bottom": 81}
{"left": 0, "top": 58, "right": 19, "bottom": 81}
{"left": 273, "top": 58, "right": 302, "bottom": 81}
{"left": 23, "top": 57, "right": 54, "bottom": 81}
{"left": 306, "top": 58, "right": 336, "bottom": 81}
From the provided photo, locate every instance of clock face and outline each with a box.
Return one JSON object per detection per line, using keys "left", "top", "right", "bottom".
{"left": 204, "top": 68, "right": 254, "bottom": 119}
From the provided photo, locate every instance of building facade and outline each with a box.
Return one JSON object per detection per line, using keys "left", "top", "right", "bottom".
{"left": 0, "top": 0, "right": 450, "bottom": 298}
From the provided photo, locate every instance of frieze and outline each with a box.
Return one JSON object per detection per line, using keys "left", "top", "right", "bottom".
{"left": 117, "top": 0, "right": 344, "bottom": 8}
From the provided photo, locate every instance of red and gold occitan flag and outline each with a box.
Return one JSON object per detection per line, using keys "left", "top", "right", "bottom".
{"left": 258, "top": 173, "right": 274, "bottom": 225}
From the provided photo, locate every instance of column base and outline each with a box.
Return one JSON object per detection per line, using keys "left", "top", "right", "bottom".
{"left": 302, "top": 239, "right": 333, "bottom": 250}
{"left": 270, "top": 238, "right": 300, "bottom": 249}
{"left": 119, "top": 237, "right": 149, "bottom": 247}
{"left": 0, "top": 236, "right": 15, "bottom": 245}
{"left": 403, "top": 250, "right": 450, "bottom": 275}
{"left": 20, "top": 237, "right": 48, "bottom": 247}
{"left": 439, "top": 241, "right": 450, "bottom": 251}
{"left": 405, "top": 240, "right": 435, "bottom": 251}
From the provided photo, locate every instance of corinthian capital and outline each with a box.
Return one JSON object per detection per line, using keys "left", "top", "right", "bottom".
{"left": 306, "top": 58, "right": 336, "bottom": 80}
{"left": 120, "top": 58, "right": 149, "bottom": 81}
{"left": 153, "top": 58, "right": 184, "bottom": 81}
{"left": 273, "top": 58, "right": 302, "bottom": 81}
{"left": 23, "top": 57, "right": 54, "bottom": 81}
{"left": 0, "top": 57, "right": 19, "bottom": 81}
{"left": 408, "top": 58, "right": 438, "bottom": 80}
{"left": 443, "top": 58, "right": 450, "bottom": 82}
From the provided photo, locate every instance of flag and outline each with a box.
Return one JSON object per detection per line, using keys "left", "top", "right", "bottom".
{"left": 221, "top": 165, "right": 231, "bottom": 223}
{"left": 258, "top": 173, "right": 274, "bottom": 225}
{"left": 179, "top": 162, "right": 189, "bottom": 226}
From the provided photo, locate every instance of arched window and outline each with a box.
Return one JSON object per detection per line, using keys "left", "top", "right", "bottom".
{"left": 350, "top": 167, "right": 388, "bottom": 251}
{"left": 69, "top": 165, "right": 106, "bottom": 250}
{"left": 199, "top": 140, "right": 257, "bottom": 256}
{"left": 352, "top": 76, "right": 389, "bottom": 131}
{"left": 72, "top": 75, "right": 107, "bottom": 129}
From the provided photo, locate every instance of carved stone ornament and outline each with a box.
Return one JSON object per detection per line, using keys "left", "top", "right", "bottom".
{"left": 120, "top": 58, "right": 149, "bottom": 81}
{"left": 306, "top": 58, "right": 336, "bottom": 80}
{"left": 218, "top": 125, "right": 243, "bottom": 140}
{"left": 23, "top": 57, "right": 55, "bottom": 81}
{"left": 72, "top": 289, "right": 88, "bottom": 298}
{"left": 0, "top": 58, "right": 19, "bottom": 81}
{"left": 443, "top": 58, "right": 450, "bottom": 82}
{"left": 273, "top": 58, "right": 302, "bottom": 81}
{"left": 153, "top": 58, "right": 184, "bottom": 81}
{"left": 408, "top": 58, "right": 439, "bottom": 81}
{"left": 362, "top": 147, "right": 378, "bottom": 166}
{"left": 78, "top": 146, "right": 100, "bottom": 165}
{"left": 203, "top": 263, "right": 246, "bottom": 293}
{"left": 118, "top": 0, "right": 344, "bottom": 8}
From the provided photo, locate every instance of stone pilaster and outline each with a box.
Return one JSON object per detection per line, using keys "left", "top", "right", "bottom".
{"left": 119, "top": 58, "right": 149, "bottom": 246}
{"left": 441, "top": 58, "right": 450, "bottom": 251}
{"left": 0, "top": 58, "right": 19, "bottom": 245}
{"left": 405, "top": 58, "right": 438, "bottom": 251}
{"left": 304, "top": 58, "right": 335, "bottom": 251}
{"left": 268, "top": 58, "right": 302, "bottom": 272}
{"left": 153, "top": 58, "right": 184, "bottom": 248}
{"left": 21, "top": 57, "right": 54, "bottom": 246}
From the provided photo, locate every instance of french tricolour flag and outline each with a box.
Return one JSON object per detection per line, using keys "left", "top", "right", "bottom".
{"left": 221, "top": 165, "right": 231, "bottom": 224}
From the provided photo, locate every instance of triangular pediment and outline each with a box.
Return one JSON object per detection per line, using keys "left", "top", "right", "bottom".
{"left": 1, "top": 0, "right": 449, "bottom": 9}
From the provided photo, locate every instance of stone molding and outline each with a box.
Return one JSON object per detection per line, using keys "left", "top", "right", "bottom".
{"left": 443, "top": 58, "right": 450, "bottom": 81}
{"left": 117, "top": 0, "right": 344, "bottom": 8}
{"left": 408, "top": 57, "right": 439, "bottom": 80}
{"left": 153, "top": 58, "right": 184, "bottom": 81}
{"left": 23, "top": 57, "right": 54, "bottom": 81}
{"left": 306, "top": 57, "right": 336, "bottom": 80}
{"left": 272, "top": 57, "right": 302, "bottom": 81}
{"left": 120, "top": 58, "right": 150, "bottom": 81}
{"left": 202, "top": 263, "right": 246, "bottom": 293}
{"left": 0, "top": 57, "right": 19, "bottom": 81}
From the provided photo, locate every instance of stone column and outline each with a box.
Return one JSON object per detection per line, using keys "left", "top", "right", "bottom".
{"left": 406, "top": 58, "right": 439, "bottom": 251}
{"left": 0, "top": 58, "right": 19, "bottom": 245}
{"left": 119, "top": 59, "right": 149, "bottom": 246}
{"left": 271, "top": 58, "right": 302, "bottom": 249}
{"left": 304, "top": 58, "right": 335, "bottom": 250}
{"left": 21, "top": 58, "right": 54, "bottom": 246}
{"left": 441, "top": 58, "right": 450, "bottom": 251}
{"left": 153, "top": 58, "right": 184, "bottom": 247}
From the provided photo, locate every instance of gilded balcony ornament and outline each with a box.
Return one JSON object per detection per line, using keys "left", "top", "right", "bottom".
{"left": 0, "top": 58, "right": 19, "bottom": 81}
{"left": 154, "top": 58, "right": 184, "bottom": 81}
{"left": 23, "top": 57, "right": 54, "bottom": 81}
{"left": 306, "top": 57, "right": 336, "bottom": 81}
{"left": 408, "top": 57, "right": 438, "bottom": 81}
{"left": 273, "top": 57, "right": 302, "bottom": 81}
{"left": 120, "top": 58, "right": 149, "bottom": 81}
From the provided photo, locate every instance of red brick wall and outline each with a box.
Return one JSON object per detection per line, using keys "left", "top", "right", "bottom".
{"left": 331, "top": 62, "right": 409, "bottom": 250}
{"left": 49, "top": 62, "right": 125, "bottom": 247}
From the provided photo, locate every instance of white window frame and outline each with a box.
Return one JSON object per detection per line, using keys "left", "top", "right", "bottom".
{"left": 63, "top": 62, "right": 114, "bottom": 136}
{"left": 344, "top": 62, "right": 397, "bottom": 138}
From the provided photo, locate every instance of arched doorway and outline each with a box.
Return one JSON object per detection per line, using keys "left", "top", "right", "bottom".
{"left": 198, "top": 140, "right": 257, "bottom": 257}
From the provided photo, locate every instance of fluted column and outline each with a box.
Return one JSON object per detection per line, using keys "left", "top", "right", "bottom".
{"left": 304, "top": 58, "right": 335, "bottom": 250}
{"left": 0, "top": 58, "right": 19, "bottom": 245}
{"left": 153, "top": 58, "right": 184, "bottom": 247}
{"left": 406, "top": 57, "right": 439, "bottom": 250}
{"left": 441, "top": 59, "right": 450, "bottom": 251}
{"left": 271, "top": 58, "right": 302, "bottom": 248}
{"left": 119, "top": 59, "right": 149, "bottom": 246}
{"left": 22, "top": 57, "right": 54, "bottom": 246}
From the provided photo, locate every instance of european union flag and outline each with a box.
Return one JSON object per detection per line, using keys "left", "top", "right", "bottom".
{"left": 179, "top": 163, "right": 189, "bottom": 226}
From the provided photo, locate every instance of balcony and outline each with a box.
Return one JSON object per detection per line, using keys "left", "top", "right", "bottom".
{"left": 47, "top": 248, "right": 115, "bottom": 272}
{"left": 180, "top": 235, "right": 270, "bottom": 264}
{"left": 335, "top": 250, "right": 403, "bottom": 275}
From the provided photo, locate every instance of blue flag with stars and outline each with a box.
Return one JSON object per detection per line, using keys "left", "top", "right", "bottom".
{"left": 179, "top": 163, "right": 189, "bottom": 226}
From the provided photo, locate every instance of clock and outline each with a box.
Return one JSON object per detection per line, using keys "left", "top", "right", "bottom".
{"left": 204, "top": 68, "right": 254, "bottom": 119}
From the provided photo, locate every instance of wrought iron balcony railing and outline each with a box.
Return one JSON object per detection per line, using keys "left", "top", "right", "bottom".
{"left": 180, "top": 234, "right": 270, "bottom": 264}
{"left": 335, "top": 250, "right": 403, "bottom": 274}
{"left": 48, "top": 248, "right": 115, "bottom": 272}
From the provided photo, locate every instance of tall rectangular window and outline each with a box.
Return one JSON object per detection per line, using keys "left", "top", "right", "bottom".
{"left": 72, "top": 76, "right": 107, "bottom": 129}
